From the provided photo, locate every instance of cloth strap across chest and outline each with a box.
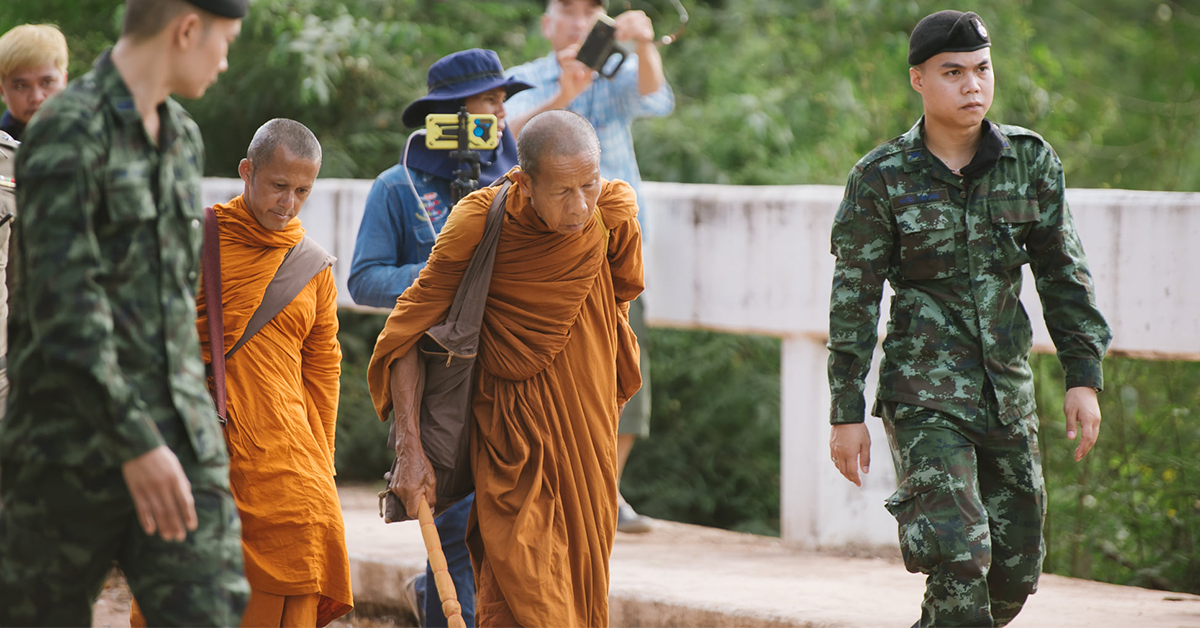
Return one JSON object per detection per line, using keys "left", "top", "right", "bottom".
{"left": 202, "top": 206, "right": 334, "bottom": 422}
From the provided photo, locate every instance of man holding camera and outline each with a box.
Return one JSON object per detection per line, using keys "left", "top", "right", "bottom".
{"left": 827, "top": 10, "right": 1112, "bottom": 627}
{"left": 505, "top": 0, "right": 673, "bottom": 535}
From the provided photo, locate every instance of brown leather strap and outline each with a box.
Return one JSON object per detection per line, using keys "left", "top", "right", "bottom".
{"left": 202, "top": 206, "right": 227, "bottom": 424}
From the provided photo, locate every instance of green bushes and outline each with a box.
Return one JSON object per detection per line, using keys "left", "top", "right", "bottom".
{"left": 1035, "top": 355, "right": 1200, "bottom": 594}
{"left": 334, "top": 311, "right": 393, "bottom": 483}
{"left": 619, "top": 329, "right": 782, "bottom": 536}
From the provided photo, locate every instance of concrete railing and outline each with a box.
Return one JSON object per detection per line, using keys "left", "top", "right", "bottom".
{"left": 203, "top": 177, "right": 1200, "bottom": 548}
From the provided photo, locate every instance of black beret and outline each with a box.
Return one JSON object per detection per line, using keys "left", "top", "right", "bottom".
{"left": 908, "top": 10, "right": 990, "bottom": 66}
{"left": 182, "top": 0, "right": 249, "bottom": 19}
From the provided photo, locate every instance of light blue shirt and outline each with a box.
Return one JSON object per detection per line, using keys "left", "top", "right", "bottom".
{"left": 505, "top": 51, "right": 674, "bottom": 228}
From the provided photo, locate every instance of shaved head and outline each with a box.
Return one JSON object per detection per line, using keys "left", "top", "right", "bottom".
{"left": 246, "top": 118, "right": 321, "bottom": 171}
{"left": 516, "top": 109, "right": 600, "bottom": 181}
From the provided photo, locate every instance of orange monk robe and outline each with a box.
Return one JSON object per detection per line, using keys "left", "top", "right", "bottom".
{"left": 368, "top": 168, "right": 644, "bottom": 628}
{"left": 196, "top": 195, "right": 353, "bottom": 627}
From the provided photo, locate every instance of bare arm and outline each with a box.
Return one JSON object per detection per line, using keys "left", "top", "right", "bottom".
{"left": 508, "top": 45, "right": 594, "bottom": 137}
{"left": 613, "top": 10, "right": 665, "bottom": 96}
{"left": 388, "top": 353, "right": 437, "bottom": 519}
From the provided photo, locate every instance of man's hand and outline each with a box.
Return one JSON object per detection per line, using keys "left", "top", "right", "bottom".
{"left": 613, "top": 10, "right": 655, "bottom": 44}
{"left": 830, "top": 423, "right": 871, "bottom": 487}
{"left": 390, "top": 442, "right": 437, "bottom": 521}
{"left": 1064, "top": 386, "right": 1102, "bottom": 462}
{"left": 555, "top": 44, "right": 594, "bottom": 104}
{"left": 121, "top": 445, "right": 197, "bottom": 542}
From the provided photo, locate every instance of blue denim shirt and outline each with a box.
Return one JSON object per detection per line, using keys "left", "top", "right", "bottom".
{"left": 348, "top": 164, "right": 453, "bottom": 308}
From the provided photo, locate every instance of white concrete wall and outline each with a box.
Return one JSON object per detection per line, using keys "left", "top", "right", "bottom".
{"left": 202, "top": 177, "right": 1200, "bottom": 548}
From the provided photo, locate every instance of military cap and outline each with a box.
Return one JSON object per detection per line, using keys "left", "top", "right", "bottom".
{"left": 908, "top": 10, "right": 990, "bottom": 66}
{"left": 181, "top": 0, "right": 249, "bottom": 19}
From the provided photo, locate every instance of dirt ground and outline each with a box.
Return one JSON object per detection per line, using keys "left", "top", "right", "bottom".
{"left": 90, "top": 569, "right": 412, "bottom": 628}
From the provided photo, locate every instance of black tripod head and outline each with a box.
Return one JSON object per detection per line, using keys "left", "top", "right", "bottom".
{"left": 449, "top": 107, "right": 481, "bottom": 204}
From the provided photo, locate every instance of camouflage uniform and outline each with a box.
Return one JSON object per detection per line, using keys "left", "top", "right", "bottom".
{"left": 0, "top": 50, "right": 248, "bottom": 626}
{"left": 828, "top": 118, "right": 1111, "bottom": 626}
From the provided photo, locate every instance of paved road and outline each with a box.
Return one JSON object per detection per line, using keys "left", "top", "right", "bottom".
{"left": 94, "top": 484, "right": 1200, "bottom": 627}
{"left": 342, "top": 485, "right": 1200, "bottom": 628}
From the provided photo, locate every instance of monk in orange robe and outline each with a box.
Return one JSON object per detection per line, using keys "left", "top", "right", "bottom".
{"left": 368, "top": 110, "right": 643, "bottom": 627}
{"left": 131, "top": 119, "right": 352, "bottom": 627}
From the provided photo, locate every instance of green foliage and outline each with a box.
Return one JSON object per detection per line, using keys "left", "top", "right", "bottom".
{"left": 6, "top": 1, "right": 1198, "bottom": 189}
{"left": 334, "top": 311, "right": 393, "bottom": 483}
{"left": 633, "top": 0, "right": 1200, "bottom": 190}
{"left": 1035, "top": 355, "right": 1200, "bottom": 594}
{"left": 621, "top": 329, "right": 782, "bottom": 536}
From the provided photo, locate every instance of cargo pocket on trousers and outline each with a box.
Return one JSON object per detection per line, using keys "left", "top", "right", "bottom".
{"left": 885, "top": 459, "right": 971, "bottom": 575}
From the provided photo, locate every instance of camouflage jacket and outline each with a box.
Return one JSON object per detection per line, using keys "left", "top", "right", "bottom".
{"left": 827, "top": 118, "right": 1112, "bottom": 426}
{"left": 0, "top": 50, "right": 225, "bottom": 467}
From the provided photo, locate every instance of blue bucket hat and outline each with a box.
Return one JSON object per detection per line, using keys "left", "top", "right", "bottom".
{"left": 401, "top": 49, "right": 534, "bottom": 128}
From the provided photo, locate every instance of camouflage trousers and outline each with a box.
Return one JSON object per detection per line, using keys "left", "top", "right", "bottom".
{"left": 880, "top": 402, "right": 1046, "bottom": 628}
{"left": 0, "top": 450, "right": 249, "bottom": 626}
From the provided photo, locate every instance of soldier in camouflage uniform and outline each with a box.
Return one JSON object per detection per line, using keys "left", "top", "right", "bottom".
{"left": 0, "top": 0, "right": 249, "bottom": 625}
{"left": 826, "top": 11, "right": 1112, "bottom": 627}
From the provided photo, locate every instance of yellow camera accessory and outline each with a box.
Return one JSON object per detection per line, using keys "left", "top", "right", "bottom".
{"left": 425, "top": 114, "right": 499, "bottom": 150}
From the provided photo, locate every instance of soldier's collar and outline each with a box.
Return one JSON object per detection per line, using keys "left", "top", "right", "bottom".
{"left": 902, "top": 117, "right": 1009, "bottom": 177}
{"left": 901, "top": 118, "right": 931, "bottom": 173}
{"left": 94, "top": 48, "right": 180, "bottom": 150}
{"left": 959, "top": 119, "right": 1006, "bottom": 178}
{"left": 93, "top": 50, "right": 141, "bottom": 127}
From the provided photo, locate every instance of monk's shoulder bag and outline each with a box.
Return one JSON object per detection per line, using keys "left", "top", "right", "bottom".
{"left": 202, "top": 206, "right": 335, "bottom": 423}
{"left": 381, "top": 178, "right": 510, "bottom": 523}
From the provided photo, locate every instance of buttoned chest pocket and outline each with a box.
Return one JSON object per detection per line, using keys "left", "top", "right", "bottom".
{"left": 988, "top": 197, "right": 1039, "bottom": 270}
{"left": 895, "top": 205, "right": 958, "bottom": 280}
{"left": 100, "top": 166, "right": 161, "bottom": 277}
{"left": 104, "top": 165, "right": 158, "bottom": 225}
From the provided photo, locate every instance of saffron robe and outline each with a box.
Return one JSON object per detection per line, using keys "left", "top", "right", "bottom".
{"left": 197, "top": 196, "right": 353, "bottom": 626}
{"left": 367, "top": 168, "right": 644, "bottom": 627}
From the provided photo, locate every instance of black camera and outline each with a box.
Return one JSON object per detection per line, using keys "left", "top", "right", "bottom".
{"left": 575, "top": 15, "right": 631, "bottom": 78}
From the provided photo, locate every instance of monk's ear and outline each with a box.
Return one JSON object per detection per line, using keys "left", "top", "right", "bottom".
{"left": 238, "top": 158, "right": 253, "bottom": 184}
{"left": 511, "top": 170, "right": 532, "bottom": 197}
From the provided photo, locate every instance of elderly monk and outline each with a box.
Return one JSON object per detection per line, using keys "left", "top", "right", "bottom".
{"left": 368, "top": 109, "right": 644, "bottom": 627}
{"left": 131, "top": 118, "right": 353, "bottom": 627}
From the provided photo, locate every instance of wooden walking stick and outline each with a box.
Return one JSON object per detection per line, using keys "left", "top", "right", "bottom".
{"left": 418, "top": 495, "right": 467, "bottom": 628}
